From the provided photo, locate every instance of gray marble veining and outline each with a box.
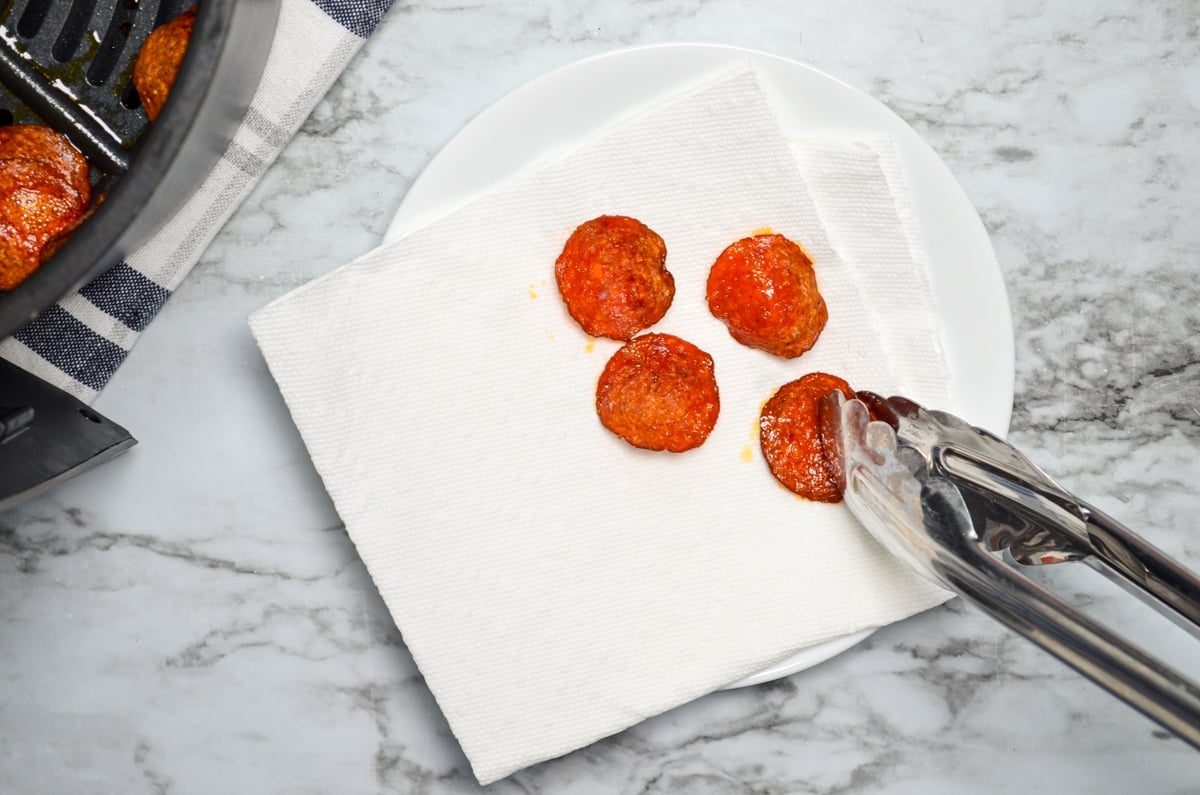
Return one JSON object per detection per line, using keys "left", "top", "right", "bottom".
{"left": 3, "top": 1, "right": 1200, "bottom": 792}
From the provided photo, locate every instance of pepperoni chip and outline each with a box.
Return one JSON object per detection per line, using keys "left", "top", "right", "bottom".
{"left": 0, "top": 125, "right": 91, "bottom": 290}
{"left": 0, "top": 125, "right": 90, "bottom": 200}
{"left": 555, "top": 215, "right": 674, "bottom": 340}
{"left": 596, "top": 333, "right": 719, "bottom": 452}
{"left": 133, "top": 6, "right": 197, "bottom": 122}
{"left": 706, "top": 234, "right": 828, "bottom": 358}
{"left": 759, "top": 372, "right": 856, "bottom": 502}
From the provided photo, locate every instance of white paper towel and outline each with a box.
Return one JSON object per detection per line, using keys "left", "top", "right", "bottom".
{"left": 789, "top": 136, "right": 955, "bottom": 408}
{"left": 250, "top": 67, "right": 953, "bottom": 784}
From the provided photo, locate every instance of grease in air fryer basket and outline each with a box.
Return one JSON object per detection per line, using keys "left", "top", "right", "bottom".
{"left": 0, "top": 4, "right": 198, "bottom": 291}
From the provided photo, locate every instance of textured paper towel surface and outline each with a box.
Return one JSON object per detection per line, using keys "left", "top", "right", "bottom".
{"left": 251, "top": 67, "right": 951, "bottom": 784}
{"left": 790, "top": 136, "right": 956, "bottom": 408}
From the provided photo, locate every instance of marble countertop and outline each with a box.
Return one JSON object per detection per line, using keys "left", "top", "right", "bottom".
{"left": 4, "top": 1, "right": 1200, "bottom": 792}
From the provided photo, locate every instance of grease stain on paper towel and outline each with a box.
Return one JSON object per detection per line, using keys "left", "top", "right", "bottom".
{"left": 528, "top": 279, "right": 548, "bottom": 300}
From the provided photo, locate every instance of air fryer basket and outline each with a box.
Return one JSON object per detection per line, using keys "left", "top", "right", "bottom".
{"left": 0, "top": 0, "right": 280, "bottom": 341}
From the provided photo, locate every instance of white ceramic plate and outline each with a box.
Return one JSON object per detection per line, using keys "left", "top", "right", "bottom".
{"left": 387, "top": 44, "right": 1014, "bottom": 687}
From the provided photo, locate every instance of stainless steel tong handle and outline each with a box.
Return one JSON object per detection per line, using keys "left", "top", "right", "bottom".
{"left": 836, "top": 393, "right": 1200, "bottom": 749}
{"left": 1075, "top": 502, "right": 1200, "bottom": 635}
{"left": 943, "top": 450, "right": 1200, "bottom": 635}
{"left": 918, "top": 487, "right": 1200, "bottom": 750}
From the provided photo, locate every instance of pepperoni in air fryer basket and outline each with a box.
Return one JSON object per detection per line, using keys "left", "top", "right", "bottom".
{"left": 0, "top": 0, "right": 281, "bottom": 341}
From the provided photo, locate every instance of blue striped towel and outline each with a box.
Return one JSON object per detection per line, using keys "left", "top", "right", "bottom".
{"left": 0, "top": 0, "right": 393, "bottom": 403}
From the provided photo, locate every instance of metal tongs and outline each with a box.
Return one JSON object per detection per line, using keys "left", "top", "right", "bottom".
{"left": 824, "top": 391, "right": 1200, "bottom": 748}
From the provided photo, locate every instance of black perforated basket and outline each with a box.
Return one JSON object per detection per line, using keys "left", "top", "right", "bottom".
{"left": 0, "top": 0, "right": 280, "bottom": 341}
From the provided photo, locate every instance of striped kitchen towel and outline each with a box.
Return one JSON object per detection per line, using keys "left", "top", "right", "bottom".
{"left": 0, "top": 0, "right": 393, "bottom": 403}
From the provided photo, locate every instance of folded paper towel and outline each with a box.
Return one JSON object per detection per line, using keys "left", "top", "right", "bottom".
{"left": 251, "top": 66, "right": 953, "bottom": 784}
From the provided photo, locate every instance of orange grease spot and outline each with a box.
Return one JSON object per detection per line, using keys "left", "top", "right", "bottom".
{"left": 740, "top": 445, "right": 754, "bottom": 463}
{"left": 751, "top": 226, "right": 774, "bottom": 236}
{"left": 751, "top": 396, "right": 772, "bottom": 440}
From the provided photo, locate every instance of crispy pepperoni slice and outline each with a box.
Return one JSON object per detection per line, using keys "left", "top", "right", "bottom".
{"left": 555, "top": 215, "right": 674, "bottom": 340}
{"left": 39, "top": 197, "right": 103, "bottom": 265}
{"left": 133, "top": 6, "right": 197, "bottom": 122}
{"left": 0, "top": 125, "right": 90, "bottom": 201}
{"left": 706, "top": 233, "right": 828, "bottom": 358}
{"left": 596, "top": 333, "right": 719, "bottom": 452}
{"left": 759, "top": 372, "right": 856, "bottom": 502}
{"left": 0, "top": 159, "right": 89, "bottom": 290}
